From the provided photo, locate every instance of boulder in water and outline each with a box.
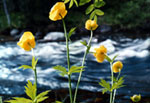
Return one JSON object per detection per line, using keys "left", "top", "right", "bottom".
{"left": 10, "top": 29, "right": 19, "bottom": 37}
{"left": 44, "top": 32, "right": 64, "bottom": 40}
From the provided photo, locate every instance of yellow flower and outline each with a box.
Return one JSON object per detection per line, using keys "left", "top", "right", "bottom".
{"left": 131, "top": 94, "right": 141, "bottom": 102}
{"left": 94, "top": 45, "right": 107, "bottom": 63}
{"left": 49, "top": 2, "right": 67, "bottom": 21}
{"left": 112, "top": 61, "right": 123, "bottom": 73}
{"left": 17, "top": 31, "right": 36, "bottom": 51}
{"left": 85, "top": 19, "right": 98, "bottom": 31}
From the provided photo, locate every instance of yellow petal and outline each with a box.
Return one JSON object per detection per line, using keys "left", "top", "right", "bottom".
{"left": 112, "top": 61, "right": 123, "bottom": 73}
{"left": 85, "top": 19, "right": 98, "bottom": 31}
{"left": 17, "top": 31, "right": 36, "bottom": 51}
{"left": 96, "top": 53, "right": 105, "bottom": 63}
{"left": 93, "top": 45, "right": 107, "bottom": 63}
{"left": 49, "top": 2, "right": 67, "bottom": 21}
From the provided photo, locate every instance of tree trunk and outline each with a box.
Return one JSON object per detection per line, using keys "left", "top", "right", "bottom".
{"left": 2, "top": 0, "right": 11, "bottom": 26}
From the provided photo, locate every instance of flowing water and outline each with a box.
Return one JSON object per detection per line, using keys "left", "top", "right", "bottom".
{"left": 0, "top": 34, "right": 150, "bottom": 101}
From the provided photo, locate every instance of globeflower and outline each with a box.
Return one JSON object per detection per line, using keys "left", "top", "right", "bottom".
{"left": 131, "top": 94, "right": 141, "bottom": 102}
{"left": 112, "top": 61, "right": 123, "bottom": 73}
{"left": 17, "top": 31, "right": 36, "bottom": 51}
{"left": 94, "top": 45, "right": 107, "bottom": 63}
{"left": 49, "top": 2, "right": 67, "bottom": 21}
{"left": 85, "top": 19, "right": 98, "bottom": 30}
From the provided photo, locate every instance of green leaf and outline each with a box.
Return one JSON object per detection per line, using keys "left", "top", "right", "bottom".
{"left": 68, "top": 27, "right": 76, "bottom": 39}
{"left": 111, "top": 77, "right": 125, "bottom": 90}
{"left": 25, "top": 80, "right": 37, "bottom": 100}
{"left": 5, "top": 97, "right": 32, "bottom": 103}
{"left": 94, "top": 15, "right": 98, "bottom": 22}
{"left": 102, "top": 88, "right": 108, "bottom": 94}
{"left": 80, "top": 40, "right": 87, "bottom": 46}
{"left": 36, "top": 90, "right": 51, "bottom": 102}
{"left": 74, "top": 0, "right": 78, "bottom": 7}
{"left": 85, "top": 4, "right": 94, "bottom": 15}
{"left": 32, "top": 56, "right": 38, "bottom": 69}
{"left": 90, "top": 11, "right": 96, "bottom": 19}
{"left": 53, "top": 65, "right": 68, "bottom": 76}
{"left": 69, "top": 0, "right": 74, "bottom": 8}
{"left": 94, "top": 1, "right": 105, "bottom": 8}
{"left": 94, "top": 0, "right": 98, "bottom": 3}
{"left": 79, "top": 0, "right": 91, "bottom": 6}
{"left": 95, "top": 9, "right": 104, "bottom": 16}
{"left": 68, "top": 66, "right": 85, "bottom": 75}
{"left": 87, "top": 45, "right": 91, "bottom": 54}
{"left": 64, "top": 0, "right": 70, "bottom": 4}
{"left": 0, "top": 97, "right": 2, "bottom": 103}
{"left": 99, "top": 79, "right": 111, "bottom": 94}
{"left": 112, "top": 54, "right": 119, "bottom": 63}
{"left": 55, "top": 101, "right": 63, "bottom": 103}
{"left": 19, "top": 65, "right": 33, "bottom": 70}
{"left": 105, "top": 55, "right": 112, "bottom": 62}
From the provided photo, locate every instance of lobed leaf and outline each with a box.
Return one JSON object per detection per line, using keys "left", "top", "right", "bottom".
{"left": 5, "top": 97, "right": 32, "bottom": 103}
{"left": 32, "top": 56, "right": 38, "bottom": 69}
{"left": 68, "top": 66, "right": 85, "bottom": 75}
{"left": 25, "top": 80, "right": 37, "bottom": 101}
{"left": 105, "top": 55, "right": 112, "bottom": 63}
{"left": 99, "top": 79, "right": 111, "bottom": 93}
{"left": 80, "top": 40, "right": 87, "bottom": 46}
{"left": 111, "top": 77, "right": 125, "bottom": 90}
{"left": 36, "top": 90, "right": 51, "bottom": 102}
{"left": 68, "top": 27, "right": 76, "bottom": 39}
{"left": 112, "top": 54, "right": 119, "bottom": 63}
{"left": 19, "top": 65, "right": 33, "bottom": 70}
{"left": 53, "top": 65, "right": 68, "bottom": 76}
{"left": 102, "top": 88, "right": 109, "bottom": 94}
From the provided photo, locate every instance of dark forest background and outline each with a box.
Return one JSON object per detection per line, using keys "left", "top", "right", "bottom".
{"left": 0, "top": 0, "right": 150, "bottom": 35}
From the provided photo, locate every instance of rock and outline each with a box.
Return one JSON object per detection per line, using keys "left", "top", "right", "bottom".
{"left": 10, "top": 29, "right": 19, "bottom": 36}
{"left": 44, "top": 32, "right": 64, "bottom": 40}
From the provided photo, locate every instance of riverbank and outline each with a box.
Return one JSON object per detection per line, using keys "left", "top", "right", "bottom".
{"left": 2, "top": 89, "right": 150, "bottom": 103}
{"left": 0, "top": 26, "right": 150, "bottom": 43}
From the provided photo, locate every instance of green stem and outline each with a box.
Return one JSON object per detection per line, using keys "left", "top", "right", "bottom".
{"left": 62, "top": 19, "right": 73, "bottom": 103}
{"left": 34, "top": 68, "right": 37, "bottom": 93}
{"left": 112, "top": 71, "right": 121, "bottom": 103}
{"left": 110, "top": 62, "right": 113, "bottom": 103}
{"left": 73, "top": 30, "right": 93, "bottom": 103}
{"left": 31, "top": 48, "right": 37, "bottom": 103}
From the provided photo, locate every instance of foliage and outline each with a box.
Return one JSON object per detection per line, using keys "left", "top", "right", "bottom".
{"left": 63, "top": 0, "right": 78, "bottom": 8}
{"left": 19, "top": 56, "right": 38, "bottom": 70}
{"left": 79, "top": 0, "right": 105, "bottom": 21}
{"left": 53, "top": 65, "right": 84, "bottom": 76}
{"left": 99, "top": 77, "right": 124, "bottom": 94}
{"left": 0, "top": 11, "right": 25, "bottom": 31}
{"left": 5, "top": 81, "right": 50, "bottom": 103}
{"left": 0, "top": 0, "right": 150, "bottom": 31}
{"left": 101, "top": 0, "right": 150, "bottom": 28}
{"left": 0, "top": 97, "right": 2, "bottom": 103}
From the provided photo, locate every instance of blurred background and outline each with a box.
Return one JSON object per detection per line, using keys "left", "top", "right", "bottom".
{"left": 0, "top": 0, "right": 150, "bottom": 102}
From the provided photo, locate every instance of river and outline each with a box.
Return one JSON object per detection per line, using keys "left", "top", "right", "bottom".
{"left": 0, "top": 33, "right": 150, "bottom": 101}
